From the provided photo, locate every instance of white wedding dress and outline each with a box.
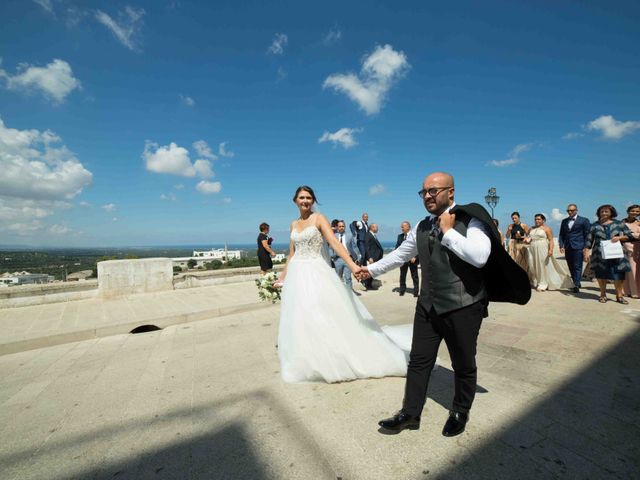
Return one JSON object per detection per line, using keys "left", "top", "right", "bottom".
{"left": 277, "top": 225, "right": 413, "bottom": 383}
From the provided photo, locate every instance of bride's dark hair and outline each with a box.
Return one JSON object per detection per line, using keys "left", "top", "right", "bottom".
{"left": 292, "top": 185, "right": 319, "bottom": 204}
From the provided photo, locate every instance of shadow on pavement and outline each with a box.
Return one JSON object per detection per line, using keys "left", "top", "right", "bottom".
{"left": 2, "top": 389, "right": 335, "bottom": 480}
{"left": 432, "top": 322, "right": 640, "bottom": 479}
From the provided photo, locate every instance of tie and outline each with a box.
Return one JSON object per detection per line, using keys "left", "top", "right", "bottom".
{"left": 430, "top": 217, "right": 440, "bottom": 238}
{"left": 568, "top": 217, "right": 575, "bottom": 230}
{"left": 339, "top": 234, "right": 344, "bottom": 245}
{"left": 403, "top": 234, "right": 407, "bottom": 241}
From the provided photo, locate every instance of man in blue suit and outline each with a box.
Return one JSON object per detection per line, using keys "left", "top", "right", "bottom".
{"left": 329, "top": 220, "right": 359, "bottom": 290}
{"left": 558, "top": 203, "right": 591, "bottom": 293}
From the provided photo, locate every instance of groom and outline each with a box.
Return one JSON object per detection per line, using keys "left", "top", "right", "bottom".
{"left": 358, "top": 172, "right": 530, "bottom": 437}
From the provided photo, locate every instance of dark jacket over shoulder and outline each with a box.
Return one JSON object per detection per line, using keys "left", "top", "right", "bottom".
{"left": 451, "top": 203, "right": 531, "bottom": 305}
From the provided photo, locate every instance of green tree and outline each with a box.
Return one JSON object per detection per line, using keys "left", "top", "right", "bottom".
{"left": 187, "top": 259, "right": 197, "bottom": 269}
{"left": 204, "top": 260, "right": 223, "bottom": 270}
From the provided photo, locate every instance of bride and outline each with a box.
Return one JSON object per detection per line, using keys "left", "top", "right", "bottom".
{"left": 276, "top": 186, "right": 411, "bottom": 383}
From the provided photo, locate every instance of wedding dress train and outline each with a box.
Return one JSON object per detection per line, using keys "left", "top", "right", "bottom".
{"left": 277, "top": 225, "right": 413, "bottom": 383}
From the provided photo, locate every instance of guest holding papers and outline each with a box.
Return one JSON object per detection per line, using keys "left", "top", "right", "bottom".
{"left": 585, "top": 204, "right": 634, "bottom": 304}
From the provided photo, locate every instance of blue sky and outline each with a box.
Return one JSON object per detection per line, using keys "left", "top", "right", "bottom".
{"left": 1, "top": 0, "right": 638, "bottom": 247}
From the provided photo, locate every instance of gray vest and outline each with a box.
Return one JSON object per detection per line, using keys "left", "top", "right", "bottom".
{"left": 416, "top": 213, "right": 487, "bottom": 314}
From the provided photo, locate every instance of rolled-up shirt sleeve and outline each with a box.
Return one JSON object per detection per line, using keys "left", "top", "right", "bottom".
{"left": 368, "top": 224, "right": 419, "bottom": 277}
{"left": 441, "top": 218, "right": 491, "bottom": 268}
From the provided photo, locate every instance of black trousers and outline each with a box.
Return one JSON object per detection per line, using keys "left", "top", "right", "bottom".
{"left": 399, "top": 262, "right": 419, "bottom": 292}
{"left": 403, "top": 301, "right": 484, "bottom": 416}
{"left": 564, "top": 247, "right": 583, "bottom": 287}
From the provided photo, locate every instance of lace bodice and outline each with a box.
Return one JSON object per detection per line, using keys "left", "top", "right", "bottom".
{"left": 291, "top": 225, "right": 324, "bottom": 259}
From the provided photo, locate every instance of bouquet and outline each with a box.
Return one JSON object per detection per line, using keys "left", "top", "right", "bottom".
{"left": 255, "top": 271, "right": 282, "bottom": 303}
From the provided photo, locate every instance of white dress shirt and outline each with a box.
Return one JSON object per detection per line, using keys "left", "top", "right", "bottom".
{"left": 367, "top": 204, "right": 492, "bottom": 277}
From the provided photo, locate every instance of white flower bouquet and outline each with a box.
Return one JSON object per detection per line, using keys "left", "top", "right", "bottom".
{"left": 255, "top": 271, "right": 282, "bottom": 303}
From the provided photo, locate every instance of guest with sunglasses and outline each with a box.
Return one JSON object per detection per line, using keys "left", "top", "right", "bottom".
{"left": 558, "top": 204, "right": 591, "bottom": 293}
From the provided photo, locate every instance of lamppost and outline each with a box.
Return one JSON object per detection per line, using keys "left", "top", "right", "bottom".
{"left": 484, "top": 187, "right": 499, "bottom": 219}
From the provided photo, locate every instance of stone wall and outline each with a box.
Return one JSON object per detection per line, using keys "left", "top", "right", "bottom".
{"left": 0, "top": 280, "right": 98, "bottom": 308}
{"left": 98, "top": 258, "right": 174, "bottom": 298}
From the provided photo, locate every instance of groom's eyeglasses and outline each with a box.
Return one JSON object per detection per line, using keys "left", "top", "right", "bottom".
{"left": 418, "top": 186, "right": 452, "bottom": 198}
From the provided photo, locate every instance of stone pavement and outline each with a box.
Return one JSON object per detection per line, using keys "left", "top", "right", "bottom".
{"left": 0, "top": 281, "right": 269, "bottom": 356}
{"left": 0, "top": 271, "right": 639, "bottom": 479}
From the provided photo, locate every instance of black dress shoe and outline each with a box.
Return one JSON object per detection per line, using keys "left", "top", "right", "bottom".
{"left": 442, "top": 411, "right": 468, "bottom": 437}
{"left": 413, "top": 291, "right": 419, "bottom": 297}
{"left": 571, "top": 286, "right": 580, "bottom": 293}
{"left": 378, "top": 411, "right": 420, "bottom": 432}
{"left": 399, "top": 290, "right": 406, "bottom": 296}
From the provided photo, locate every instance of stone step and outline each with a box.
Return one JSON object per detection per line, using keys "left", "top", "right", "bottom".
{"left": 0, "top": 300, "right": 272, "bottom": 356}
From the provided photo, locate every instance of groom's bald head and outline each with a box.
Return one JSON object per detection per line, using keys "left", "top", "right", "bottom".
{"left": 422, "top": 172, "right": 455, "bottom": 215}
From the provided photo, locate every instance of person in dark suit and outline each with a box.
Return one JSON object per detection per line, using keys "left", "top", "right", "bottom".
{"left": 396, "top": 221, "right": 419, "bottom": 297}
{"left": 358, "top": 172, "right": 530, "bottom": 438}
{"left": 364, "top": 223, "right": 383, "bottom": 290}
{"left": 558, "top": 203, "right": 591, "bottom": 292}
{"left": 355, "top": 213, "right": 369, "bottom": 265}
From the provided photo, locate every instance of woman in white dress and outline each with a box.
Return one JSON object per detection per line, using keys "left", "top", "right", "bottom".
{"left": 524, "top": 213, "right": 574, "bottom": 291}
{"left": 276, "top": 186, "right": 410, "bottom": 383}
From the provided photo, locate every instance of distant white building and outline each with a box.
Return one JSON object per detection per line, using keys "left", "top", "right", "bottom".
{"left": 173, "top": 244, "right": 245, "bottom": 270}
{"left": 192, "top": 246, "right": 243, "bottom": 261}
{"left": 273, "top": 253, "right": 286, "bottom": 262}
{"left": 0, "top": 272, "right": 55, "bottom": 286}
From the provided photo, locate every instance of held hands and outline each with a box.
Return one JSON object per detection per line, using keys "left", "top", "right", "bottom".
{"left": 352, "top": 265, "right": 371, "bottom": 281}
{"left": 559, "top": 247, "right": 565, "bottom": 254}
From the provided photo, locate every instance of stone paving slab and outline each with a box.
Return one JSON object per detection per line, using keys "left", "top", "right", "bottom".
{"left": 0, "top": 272, "right": 639, "bottom": 479}
{"left": 0, "top": 281, "right": 270, "bottom": 356}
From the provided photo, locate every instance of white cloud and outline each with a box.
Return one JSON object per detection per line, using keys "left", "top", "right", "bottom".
{"left": 586, "top": 115, "right": 640, "bottom": 140}
{"left": 196, "top": 181, "right": 222, "bottom": 195}
{"left": 222, "top": 197, "right": 232, "bottom": 204}
{"left": 487, "top": 143, "right": 533, "bottom": 168}
{"left": 218, "top": 142, "right": 234, "bottom": 158}
{"left": 551, "top": 208, "right": 564, "bottom": 221}
{"left": 112, "top": 217, "right": 118, "bottom": 221}
{"left": 4, "top": 220, "right": 44, "bottom": 236}
{"left": 369, "top": 184, "right": 387, "bottom": 196}
{"left": 0, "top": 117, "right": 93, "bottom": 202}
{"left": 267, "top": 33, "right": 288, "bottom": 55}
{"left": 318, "top": 127, "right": 362, "bottom": 149}
{"left": 1, "top": 59, "right": 81, "bottom": 104}
{"left": 562, "top": 132, "right": 584, "bottom": 140}
{"left": 0, "top": 198, "right": 51, "bottom": 222}
{"left": 193, "top": 159, "right": 214, "bottom": 178}
{"left": 49, "top": 224, "right": 70, "bottom": 235}
{"left": 33, "top": 0, "right": 53, "bottom": 14}
{"left": 193, "top": 140, "right": 217, "bottom": 160}
{"left": 323, "top": 28, "right": 342, "bottom": 45}
{"left": 102, "top": 203, "right": 116, "bottom": 212}
{"left": 78, "top": 201, "right": 91, "bottom": 207}
{"left": 323, "top": 44, "right": 410, "bottom": 115}
{"left": 174, "top": 183, "right": 184, "bottom": 190}
{"left": 179, "top": 94, "right": 195, "bottom": 107}
{"left": 277, "top": 66, "right": 287, "bottom": 82}
{"left": 95, "top": 6, "right": 145, "bottom": 52}
{"left": 160, "top": 192, "right": 176, "bottom": 201}
{"left": 143, "top": 141, "right": 196, "bottom": 177}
